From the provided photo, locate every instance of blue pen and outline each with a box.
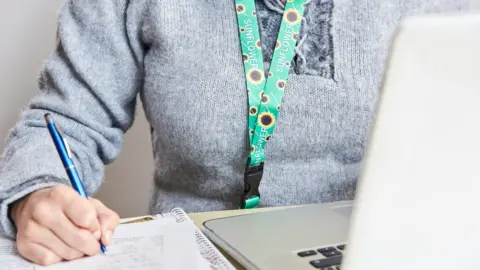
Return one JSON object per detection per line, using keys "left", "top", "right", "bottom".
{"left": 44, "top": 113, "right": 107, "bottom": 254}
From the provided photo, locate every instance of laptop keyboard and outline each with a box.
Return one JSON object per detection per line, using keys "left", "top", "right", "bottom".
{"left": 296, "top": 244, "right": 345, "bottom": 269}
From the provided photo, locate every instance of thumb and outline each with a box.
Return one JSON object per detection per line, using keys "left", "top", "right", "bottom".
{"left": 89, "top": 198, "right": 120, "bottom": 246}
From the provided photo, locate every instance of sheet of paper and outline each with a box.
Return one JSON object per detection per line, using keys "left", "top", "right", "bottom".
{"left": 0, "top": 218, "right": 202, "bottom": 270}
{"left": 37, "top": 219, "right": 201, "bottom": 270}
{"left": 157, "top": 214, "right": 224, "bottom": 270}
{"left": 0, "top": 237, "right": 36, "bottom": 270}
{"left": 198, "top": 253, "right": 213, "bottom": 270}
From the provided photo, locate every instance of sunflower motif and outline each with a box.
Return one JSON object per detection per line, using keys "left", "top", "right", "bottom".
{"left": 258, "top": 112, "right": 275, "bottom": 129}
{"left": 236, "top": 4, "right": 245, "bottom": 14}
{"left": 292, "top": 32, "right": 298, "bottom": 41}
{"left": 247, "top": 68, "right": 264, "bottom": 84}
{"left": 261, "top": 94, "right": 270, "bottom": 104}
{"left": 284, "top": 9, "right": 301, "bottom": 24}
{"left": 249, "top": 106, "right": 258, "bottom": 116}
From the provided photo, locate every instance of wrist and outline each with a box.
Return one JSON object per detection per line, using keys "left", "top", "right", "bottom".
{"left": 9, "top": 196, "right": 28, "bottom": 227}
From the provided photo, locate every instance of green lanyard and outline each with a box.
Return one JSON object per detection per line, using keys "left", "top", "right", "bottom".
{"left": 235, "top": 0, "right": 306, "bottom": 208}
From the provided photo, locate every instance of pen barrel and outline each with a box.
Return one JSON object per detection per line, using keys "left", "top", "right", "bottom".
{"left": 46, "top": 123, "right": 72, "bottom": 168}
{"left": 66, "top": 167, "right": 88, "bottom": 198}
{"left": 46, "top": 122, "right": 88, "bottom": 198}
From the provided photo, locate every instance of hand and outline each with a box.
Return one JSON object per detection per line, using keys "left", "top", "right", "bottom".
{"left": 10, "top": 185, "right": 120, "bottom": 266}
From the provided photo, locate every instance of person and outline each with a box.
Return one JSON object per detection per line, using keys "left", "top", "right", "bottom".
{"left": 0, "top": 0, "right": 467, "bottom": 266}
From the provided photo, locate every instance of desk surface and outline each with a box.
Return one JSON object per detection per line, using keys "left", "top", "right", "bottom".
{"left": 188, "top": 206, "right": 298, "bottom": 270}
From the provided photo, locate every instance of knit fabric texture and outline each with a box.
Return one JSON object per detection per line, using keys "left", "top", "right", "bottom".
{"left": 0, "top": 0, "right": 468, "bottom": 238}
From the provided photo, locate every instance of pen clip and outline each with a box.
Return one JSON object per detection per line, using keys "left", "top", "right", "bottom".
{"left": 62, "top": 137, "right": 73, "bottom": 159}
{"left": 56, "top": 127, "right": 73, "bottom": 159}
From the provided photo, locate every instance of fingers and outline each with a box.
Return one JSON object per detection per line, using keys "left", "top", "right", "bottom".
{"left": 52, "top": 187, "right": 101, "bottom": 234}
{"left": 17, "top": 241, "right": 62, "bottom": 266}
{"left": 90, "top": 198, "right": 120, "bottom": 246}
{"left": 17, "top": 220, "right": 83, "bottom": 261}
{"left": 32, "top": 205, "right": 100, "bottom": 256}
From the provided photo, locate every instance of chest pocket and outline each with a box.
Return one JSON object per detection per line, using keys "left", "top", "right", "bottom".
{"left": 257, "top": 0, "right": 335, "bottom": 80}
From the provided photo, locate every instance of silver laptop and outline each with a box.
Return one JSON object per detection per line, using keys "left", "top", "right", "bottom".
{"left": 203, "top": 13, "right": 480, "bottom": 270}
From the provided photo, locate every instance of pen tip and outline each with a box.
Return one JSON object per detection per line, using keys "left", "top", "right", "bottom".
{"left": 101, "top": 244, "right": 108, "bottom": 255}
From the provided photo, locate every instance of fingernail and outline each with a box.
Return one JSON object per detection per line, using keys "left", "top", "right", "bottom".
{"left": 93, "top": 230, "right": 101, "bottom": 240}
{"left": 103, "top": 229, "right": 112, "bottom": 246}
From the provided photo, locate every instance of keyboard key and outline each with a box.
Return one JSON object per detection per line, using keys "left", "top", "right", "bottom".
{"left": 337, "top": 244, "right": 346, "bottom": 250}
{"left": 317, "top": 246, "right": 336, "bottom": 253}
{"left": 320, "top": 250, "right": 342, "bottom": 257}
{"left": 297, "top": 250, "right": 317, "bottom": 257}
{"left": 309, "top": 255, "right": 342, "bottom": 268}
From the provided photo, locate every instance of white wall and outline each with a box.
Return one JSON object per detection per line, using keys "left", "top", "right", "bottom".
{"left": 0, "top": 1, "right": 153, "bottom": 218}
{"left": 472, "top": 0, "right": 480, "bottom": 9}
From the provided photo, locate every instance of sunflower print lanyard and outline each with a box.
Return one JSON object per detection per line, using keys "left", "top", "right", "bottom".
{"left": 235, "top": 0, "right": 306, "bottom": 209}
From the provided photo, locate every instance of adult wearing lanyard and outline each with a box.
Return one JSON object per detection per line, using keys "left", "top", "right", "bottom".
{"left": 0, "top": 0, "right": 466, "bottom": 266}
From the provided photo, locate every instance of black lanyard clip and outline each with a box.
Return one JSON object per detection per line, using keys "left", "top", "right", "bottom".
{"left": 240, "top": 159, "right": 264, "bottom": 209}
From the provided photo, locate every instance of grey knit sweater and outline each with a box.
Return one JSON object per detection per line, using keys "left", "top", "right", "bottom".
{"left": 0, "top": 0, "right": 468, "bottom": 238}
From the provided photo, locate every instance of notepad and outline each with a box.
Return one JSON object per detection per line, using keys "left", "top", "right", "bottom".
{"left": 0, "top": 208, "right": 235, "bottom": 270}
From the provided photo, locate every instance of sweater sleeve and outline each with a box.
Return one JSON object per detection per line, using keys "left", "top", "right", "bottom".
{"left": 0, "top": 0, "right": 145, "bottom": 238}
